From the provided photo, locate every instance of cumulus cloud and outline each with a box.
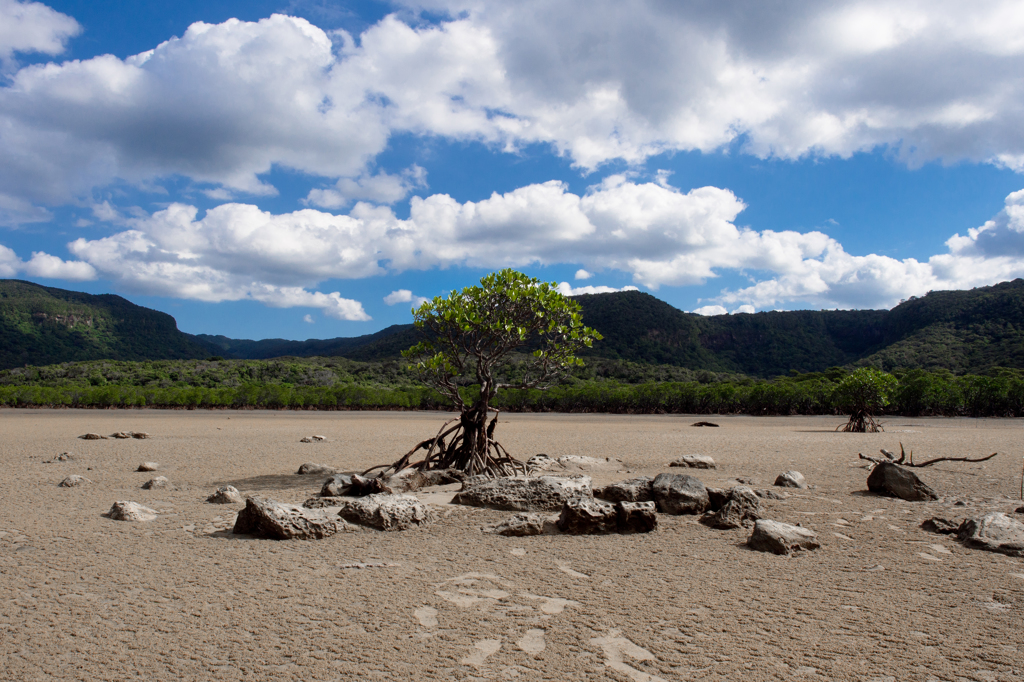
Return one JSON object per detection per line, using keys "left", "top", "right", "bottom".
{"left": 692, "top": 305, "right": 727, "bottom": 316}
{"left": 0, "top": 243, "right": 95, "bottom": 280}
{"left": 303, "top": 314, "right": 314, "bottom": 323}
{"left": 384, "top": 289, "right": 429, "bottom": 307}
{"left": 732, "top": 305, "right": 755, "bottom": 314}
{"left": 306, "top": 165, "right": 428, "bottom": 209}
{"left": 574, "top": 269, "right": 592, "bottom": 280}
{"left": 556, "top": 282, "right": 638, "bottom": 296}
{"left": 0, "top": 0, "right": 79, "bottom": 65}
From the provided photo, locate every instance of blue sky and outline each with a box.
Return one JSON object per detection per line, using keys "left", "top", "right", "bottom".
{"left": 2, "top": 0, "right": 1024, "bottom": 340}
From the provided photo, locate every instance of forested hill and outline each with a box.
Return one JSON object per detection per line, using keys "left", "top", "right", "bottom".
{"left": 3, "top": 278, "right": 1024, "bottom": 375}
{"left": 0, "top": 280, "right": 210, "bottom": 368}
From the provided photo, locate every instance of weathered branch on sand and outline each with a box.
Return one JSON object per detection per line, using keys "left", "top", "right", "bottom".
{"left": 859, "top": 442, "right": 998, "bottom": 468}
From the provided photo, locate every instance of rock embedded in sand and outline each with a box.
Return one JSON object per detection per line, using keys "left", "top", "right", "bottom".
{"left": 755, "top": 488, "right": 786, "bottom": 500}
{"left": 107, "top": 501, "right": 158, "bottom": 522}
{"left": 111, "top": 431, "right": 132, "bottom": 439}
{"left": 131, "top": 432, "right": 150, "bottom": 439}
{"left": 44, "top": 452, "right": 74, "bottom": 463}
{"left": 774, "top": 471, "right": 807, "bottom": 489}
{"left": 558, "top": 499, "right": 619, "bottom": 534}
{"left": 527, "top": 454, "right": 625, "bottom": 473}
{"left": 320, "top": 474, "right": 353, "bottom": 497}
{"left": 299, "top": 435, "right": 327, "bottom": 443}
{"left": 747, "top": 519, "right": 820, "bottom": 555}
{"left": 296, "top": 462, "right": 337, "bottom": 475}
{"left": 669, "top": 454, "right": 716, "bottom": 469}
{"left": 957, "top": 513, "right": 1024, "bottom": 557}
{"left": 452, "top": 475, "right": 593, "bottom": 512}
{"left": 593, "top": 477, "right": 653, "bottom": 502}
{"left": 303, "top": 496, "right": 346, "bottom": 509}
{"left": 141, "top": 476, "right": 171, "bottom": 490}
{"left": 337, "top": 493, "right": 435, "bottom": 531}
{"left": 58, "top": 475, "right": 90, "bottom": 487}
{"left": 616, "top": 501, "right": 658, "bottom": 533}
{"left": 700, "top": 486, "right": 763, "bottom": 529}
{"left": 652, "top": 473, "right": 709, "bottom": 515}
{"left": 487, "top": 512, "right": 554, "bottom": 536}
{"left": 137, "top": 462, "right": 159, "bottom": 472}
{"left": 921, "top": 517, "right": 962, "bottom": 535}
{"left": 79, "top": 433, "right": 108, "bottom": 440}
{"left": 233, "top": 497, "right": 349, "bottom": 540}
{"left": 207, "top": 486, "right": 243, "bottom": 504}
{"left": 866, "top": 462, "right": 938, "bottom": 501}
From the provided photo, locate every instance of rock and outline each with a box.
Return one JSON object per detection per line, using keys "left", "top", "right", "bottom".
{"left": 616, "top": 501, "right": 658, "bottom": 534}
{"left": 701, "top": 486, "right": 763, "bottom": 529}
{"left": 347, "top": 473, "right": 390, "bottom": 497}
{"left": 747, "top": 519, "right": 820, "bottom": 555}
{"left": 557, "top": 499, "right": 618, "bottom": 534}
{"left": 527, "top": 454, "right": 625, "bottom": 473}
{"left": 669, "top": 454, "right": 716, "bottom": 469}
{"left": 296, "top": 462, "right": 337, "bottom": 475}
{"left": 706, "top": 487, "right": 729, "bottom": 511}
{"left": 382, "top": 467, "right": 461, "bottom": 493}
{"left": 302, "top": 496, "right": 347, "bottom": 509}
{"left": 774, "top": 471, "right": 806, "bottom": 489}
{"left": 141, "top": 476, "right": 171, "bottom": 490}
{"left": 232, "top": 497, "right": 349, "bottom": 539}
{"left": 299, "top": 437, "right": 313, "bottom": 443}
{"left": 207, "top": 486, "right": 243, "bottom": 504}
{"left": 691, "top": 421, "right": 719, "bottom": 427}
{"left": 593, "top": 476, "right": 653, "bottom": 502}
{"left": 111, "top": 431, "right": 132, "bottom": 439}
{"left": 487, "top": 513, "right": 553, "bottom": 537}
{"left": 107, "top": 501, "right": 157, "bottom": 522}
{"left": 1015, "top": 506, "right": 1024, "bottom": 514}
{"left": 957, "top": 513, "right": 1024, "bottom": 557}
{"left": 311, "top": 435, "right": 325, "bottom": 441}
{"left": 452, "top": 475, "right": 593, "bottom": 512}
{"left": 866, "top": 462, "right": 938, "bottom": 501}
{"left": 652, "top": 473, "right": 709, "bottom": 515}
{"left": 136, "top": 462, "right": 159, "bottom": 472}
{"left": 921, "top": 517, "right": 962, "bottom": 534}
{"left": 755, "top": 488, "right": 786, "bottom": 500}
{"left": 44, "top": 452, "right": 73, "bottom": 463}
{"left": 58, "top": 475, "right": 90, "bottom": 487}
{"left": 321, "top": 474, "right": 354, "bottom": 497}
{"left": 337, "top": 493, "right": 435, "bottom": 531}
{"left": 79, "top": 433, "right": 108, "bottom": 440}
{"left": 131, "top": 432, "right": 150, "bottom": 439}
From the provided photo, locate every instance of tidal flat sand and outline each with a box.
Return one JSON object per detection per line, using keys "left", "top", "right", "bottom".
{"left": 1, "top": 409, "right": 1022, "bottom": 681}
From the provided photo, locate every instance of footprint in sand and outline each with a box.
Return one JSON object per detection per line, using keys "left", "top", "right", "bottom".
{"left": 461, "top": 639, "right": 502, "bottom": 666}
{"left": 517, "top": 629, "right": 546, "bottom": 654}
{"left": 590, "top": 629, "right": 667, "bottom": 682}
{"left": 414, "top": 607, "right": 437, "bottom": 628}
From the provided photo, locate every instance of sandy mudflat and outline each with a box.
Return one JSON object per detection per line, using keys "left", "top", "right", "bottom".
{"left": 1, "top": 409, "right": 1022, "bottom": 682}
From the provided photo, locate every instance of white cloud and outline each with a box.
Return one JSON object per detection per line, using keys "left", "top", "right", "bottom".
{"left": 384, "top": 289, "right": 429, "bottom": 307}
{"left": 0, "top": 243, "right": 96, "bottom": 280}
{"left": 692, "top": 305, "right": 727, "bottom": 316}
{"left": 731, "top": 305, "right": 755, "bottom": 314}
{"left": 574, "top": 269, "right": 592, "bottom": 280}
{"left": 303, "top": 314, "right": 315, "bottom": 323}
{"left": 306, "top": 165, "right": 427, "bottom": 209}
{"left": 0, "top": 243, "right": 20, "bottom": 276}
{"left": 0, "top": 0, "right": 79, "bottom": 65}
{"left": 556, "top": 282, "right": 639, "bottom": 296}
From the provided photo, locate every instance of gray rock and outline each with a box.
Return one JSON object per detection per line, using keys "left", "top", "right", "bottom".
{"left": 299, "top": 435, "right": 326, "bottom": 443}
{"left": 79, "top": 433, "right": 108, "bottom": 440}
{"left": 921, "top": 517, "right": 962, "bottom": 534}
{"left": 487, "top": 512, "right": 555, "bottom": 536}
{"left": 557, "top": 499, "right": 618, "bottom": 534}
{"left": 866, "top": 462, "right": 938, "bottom": 501}
{"left": 321, "top": 474, "right": 354, "bottom": 497}
{"left": 747, "top": 519, "right": 820, "bottom": 555}
{"left": 131, "top": 432, "right": 150, "bottom": 439}
{"left": 957, "top": 513, "right": 1024, "bottom": 557}
{"left": 296, "top": 462, "right": 337, "bottom": 475}
{"left": 452, "top": 475, "right": 592, "bottom": 512}
{"left": 141, "top": 476, "right": 171, "bottom": 490}
{"left": 337, "top": 493, "right": 435, "bottom": 531}
{"left": 755, "top": 488, "right": 786, "bottom": 500}
{"left": 652, "top": 473, "right": 709, "bottom": 515}
{"left": 111, "top": 431, "right": 132, "bottom": 439}
{"left": 1015, "top": 506, "right": 1024, "bottom": 514}
{"left": 233, "top": 497, "right": 349, "bottom": 539}
{"left": 701, "top": 486, "right": 763, "bottom": 529}
{"left": 669, "top": 454, "right": 716, "bottom": 469}
{"left": 207, "top": 485, "right": 243, "bottom": 504}
{"left": 593, "top": 476, "right": 653, "bottom": 502}
{"left": 706, "top": 487, "right": 728, "bottom": 511}
{"left": 774, "top": 471, "right": 806, "bottom": 489}
{"left": 382, "top": 468, "right": 461, "bottom": 493}
{"left": 107, "top": 501, "right": 157, "bottom": 522}
{"left": 302, "top": 496, "right": 347, "bottom": 509}
{"left": 527, "top": 454, "right": 625, "bottom": 472}
{"left": 136, "top": 462, "right": 159, "bottom": 472}
{"left": 616, "top": 501, "right": 658, "bottom": 534}
{"left": 58, "top": 475, "right": 90, "bottom": 487}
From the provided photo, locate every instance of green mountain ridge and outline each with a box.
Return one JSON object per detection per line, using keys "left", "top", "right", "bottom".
{"left": 2, "top": 277, "right": 1024, "bottom": 376}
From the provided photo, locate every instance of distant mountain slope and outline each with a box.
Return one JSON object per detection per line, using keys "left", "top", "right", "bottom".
{"left": 192, "top": 324, "right": 417, "bottom": 360}
{"left": 0, "top": 280, "right": 210, "bottom": 368}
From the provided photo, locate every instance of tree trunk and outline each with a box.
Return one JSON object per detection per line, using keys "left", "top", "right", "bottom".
{"left": 461, "top": 402, "right": 489, "bottom": 475}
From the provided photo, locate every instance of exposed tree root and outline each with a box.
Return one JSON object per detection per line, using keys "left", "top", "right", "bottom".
{"left": 859, "top": 442, "right": 998, "bottom": 468}
{"left": 837, "top": 409, "right": 883, "bottom": 432}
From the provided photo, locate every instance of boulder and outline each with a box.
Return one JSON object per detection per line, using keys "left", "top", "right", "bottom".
{"left": 652, "top": 473, "right": 709, "bottom": 515}
{"left": 206, "top": 486, "right": 243, "bottom": 504}
{"left": 774, "top": 471, "right": 806, "bottom": 489}
{"left": 137, "top": 462, "right": 159, "bottom": 472}
{"left": 296, "top": 462, "right": 337, "bottom": 475}
{"left": 337, "top": 493, "right": 435, "bottom": 531}
{"left": 866, "top": 462, "right": 938, "bottom": 501}
{"left": 557, "top": 499, "right": 618, "bottom": 534}
{"left": 58, "top": 475, "right": 90, "bottom": 487}
{"left": 452, "top": 475, "right": 592, "bottom": 512}
{"left": 487, "top": 513, "right": 553, "bottom": 537}
{"left": 527, "top": 454, "right": 625, "bottom": 473}
{"left": 921, "top": 517, "right": 962, "bottom": 535}
{"left": 233, "top": 497, "right": 349, "bottom": 540}
{"left": 107, "top": 501, "right": 157, "bottom": 522}
{"left": 321, "top": 474, "right": 354, "bottom": 497}
{"left": 141, "top": 476, "right": 171, "bottom": 490}
{"left": 957, "top": 513, "right": 1024, "bottom": 557}
{"left": 701, "top": 486, "right": 763, "bottom": 529}
{"left": 79, "top": 433, "right": 108, "bottom": 440}
{"left": 616, "top": 501, "right": 658, "bottom": 534}
{"left": 302, "top": 496, "right": 347, "bottom": 509}
{"left": 669, "top": 454, "right": 716, "bottom": 469}
{"left": 593, "top": 476, "right": 653, "bottom": 502}
{"left": 747, "top": 520, "right": 820, "bottom": 555}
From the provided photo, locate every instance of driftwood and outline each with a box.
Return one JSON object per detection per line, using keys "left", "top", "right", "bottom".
{"left": 859, "top": 443, "right": 998, "bottom": 468}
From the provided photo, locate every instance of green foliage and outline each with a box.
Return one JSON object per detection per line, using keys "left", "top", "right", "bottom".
{"left": 834, "top": 367, "right": 898, "bottom": 414}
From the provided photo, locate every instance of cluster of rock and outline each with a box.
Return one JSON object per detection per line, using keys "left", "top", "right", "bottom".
{"left": 299, "top": 435, "right": 326, "bottom": 443}
{"left": 231, "top": 492, "right": 435, "bottom": 538}
{"left": 80, "top": 432, "right": 149, "bottom": 440}
{"left": 923, "top": 512, "right": 1024, "bottom": 557}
